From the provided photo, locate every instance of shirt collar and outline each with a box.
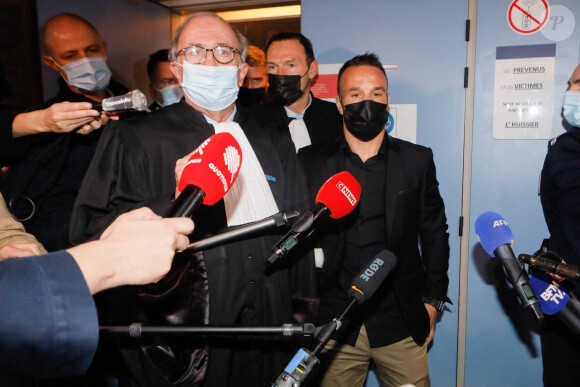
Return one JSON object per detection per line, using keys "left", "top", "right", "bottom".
{"left": 341, "top": 132, "right": 389, "bottom": 161}
{"left": 284, "top": 93, "right": 312, "bottom": 120}
{"left": 203, "top": 105, "right": 237, "bottom": 125}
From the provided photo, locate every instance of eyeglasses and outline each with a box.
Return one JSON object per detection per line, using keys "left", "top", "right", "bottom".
{"left": 178, "top": 45, "right": 240, "bottom": 64}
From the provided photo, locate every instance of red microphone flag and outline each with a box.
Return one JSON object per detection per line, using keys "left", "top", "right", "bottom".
{"left": 315, "top": 171, "right": 361, "bottom": 219}
{"left": 177, "top": 132, "right": 242, "bottom": 205}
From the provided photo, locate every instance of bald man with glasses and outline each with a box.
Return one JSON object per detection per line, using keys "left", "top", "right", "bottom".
{"left": 71, "top": 12, "right": 316, "bottom": 387}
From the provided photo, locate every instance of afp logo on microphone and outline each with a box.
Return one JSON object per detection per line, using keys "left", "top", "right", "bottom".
{"left": 493, "top": 219, "right": 508, "bottom": 228}
{"left": 359, "top": 257, "right": 384, "bottom": 282}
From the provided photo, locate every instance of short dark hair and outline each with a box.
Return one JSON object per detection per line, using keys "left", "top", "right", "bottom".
{"left": 265, "top": 32, "right": 315, "bottom": 65}
{"left": 337, "top": 53, "right": 387, "bottom": 95}
{"left": 147, "top": 49, "right": 170, "bottom": 82}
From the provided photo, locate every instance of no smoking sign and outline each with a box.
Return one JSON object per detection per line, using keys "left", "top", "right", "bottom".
{"left": 508, "top": 0, "right": 550, "bottom": 34}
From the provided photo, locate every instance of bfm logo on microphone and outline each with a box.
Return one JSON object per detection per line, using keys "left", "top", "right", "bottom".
{"left": 359, "top": 257, "right": 384, "bottom": 282}
{"left": 337, "top": 181, "right": 357, "bottom": 206}
{"left": 540, "top": 281, "right": 566, "bottom": 304}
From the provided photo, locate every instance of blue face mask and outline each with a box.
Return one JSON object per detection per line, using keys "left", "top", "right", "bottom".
{"left": 180, "top": 61, "right": 239, "bottom": 111}
{"left": 563, "top": 91, "right": 580, "bottom": 127}
{"left": 158, "top": 84, "right": 183, "bottom": 107}
{"left": 57, "top": 56, "right": 112, "bottom": 93}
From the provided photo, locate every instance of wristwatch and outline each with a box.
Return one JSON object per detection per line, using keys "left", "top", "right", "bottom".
{"left": 422, "top": 297, "right": 445, "bottom": 312}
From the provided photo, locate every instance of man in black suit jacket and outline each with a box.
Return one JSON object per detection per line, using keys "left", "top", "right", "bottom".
{"left": 299, "top": 53, "right": 450, "bottom": 387}
{"left": 247, "top": 32, "right": 341, "bottom": 151}
{"left": 539, "top": 63, "right": 580, "bottom": 387}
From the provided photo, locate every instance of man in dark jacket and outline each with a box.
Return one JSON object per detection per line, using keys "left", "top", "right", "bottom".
{"left": 147, "top": 49, "right": 182, "bottom": 110}
{"left": 539, "top": 63, "right": 580, "bottom": 387}
{"left": 248, "top": 32, "right": 341, "bottom": 151}
{"left": 299, "top": 53, "right": 450, "bottom": 387}
{"left": 0, "top": 13, "right": 128, "bottom": 251}
{"left": 71, "top": 12, "right": 316, "bottom": 387}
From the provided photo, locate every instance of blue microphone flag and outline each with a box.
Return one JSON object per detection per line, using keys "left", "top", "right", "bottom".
{"left": 529, "top": 272, "right": 569, "bottom": 315}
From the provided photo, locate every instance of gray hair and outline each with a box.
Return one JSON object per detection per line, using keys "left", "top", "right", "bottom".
{"left": 169, "top": 12, "right": 248, "bottom": 64}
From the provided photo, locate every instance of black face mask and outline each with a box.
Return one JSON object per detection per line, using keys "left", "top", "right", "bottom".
{"left": 237, "top": 87, "right": 266, "bottom": 108}
{"left": 342, "top": 99, "right": 388, "bottom": 142}
{"left": 267, "top": 70, "right": 309, "bottom": 106}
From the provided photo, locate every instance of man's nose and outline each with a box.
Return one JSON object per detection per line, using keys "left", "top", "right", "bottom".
{"left": 204, "top": 50, "right": 219, "bottom": 66}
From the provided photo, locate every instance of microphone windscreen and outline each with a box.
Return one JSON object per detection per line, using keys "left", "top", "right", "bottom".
{"left": 530, "top": 272, "right": 569, "bottom": 315}
{"left": 474, "top": 211, "right": 514, "bottom": 257}
{"left": 348, "top": 250, "right": 397, "bottom": 304}
{"left": 315, "top": 171, "right": 361, "bottom": 219}
{"left": 177, "top": 132, "right": 242, "bottom": 205}
{"left": 102, "top": 90, "right": 148, "bottom": 111}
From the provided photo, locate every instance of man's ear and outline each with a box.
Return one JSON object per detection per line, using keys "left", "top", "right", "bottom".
{"left": 237, "top": 63, "right": 249, "bottom": 87}
{"left": 42, "top": 56, "right": 59, "bottom": 72}
{"left": 148, "top": 83, "right": 157, "bottom": 100}
{"left": 309, "top": 60, "right": 319, "bottom": 81}
{"left": 170, "top": 61, "right": 183, "bottom": 84}
{"left": 335, "top": 95, "right": 344, "bottom": 115}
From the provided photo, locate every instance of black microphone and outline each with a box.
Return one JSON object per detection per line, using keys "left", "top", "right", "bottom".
{"left": 272, "top": 250, "right": 397, "bottom": 387}
{"left": 93, "top": 90, "right": 148, "bottom": 112}
{"left": 475, "top": 212, "right": 544, "bottom": 324}
{"left": 530, "top": 272, "right": 580, "bottom": 338}
{"left": 180, "top": 211, "right": 300, "bottom": 254}
{"left": 266, "top": 171, "right": 361, "bottom": 267}
{"left": 312, "top": 250, "right": 398, "bottom": 355}
{"left": 519, "top": 254, "right": 580, "bottom": 283}
{"left": 164, "top": 132, "right": 242, "bottom": 218}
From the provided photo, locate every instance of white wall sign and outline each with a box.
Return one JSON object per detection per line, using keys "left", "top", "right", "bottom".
{"left": 492, "top": 44, "right": 555, "bottom": 139}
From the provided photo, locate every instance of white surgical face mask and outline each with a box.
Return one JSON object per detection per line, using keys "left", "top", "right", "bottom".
{"left": 157, "top": 84, "right": 183, "bottom": 107}
{"left": 563, "top": 90, "right": 580, "bottom": 128}
{"left": 180, "top": 61, "right": 239, "bottom": 111}
{"left": 56, "top": 56, "right": 112, "bottom": 93}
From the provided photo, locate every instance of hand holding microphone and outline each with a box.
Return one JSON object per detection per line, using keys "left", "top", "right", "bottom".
{"left": 266, "top": 171, "right": 361, "bottom": 267}
{"left": 475, "top": 211, "right": 544, "bottom": 324}
{"left": 52, "top": 89, "right": 148, "bottom": 134}
{"left": 167, "top": 132, "right": 242, "bottom": 218}
{"left": 519, "top": 253, "right": 580, "bottom": 283}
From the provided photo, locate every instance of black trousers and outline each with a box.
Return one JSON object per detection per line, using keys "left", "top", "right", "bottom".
{"left": 541, "top": 315, "right": 580, "bottom": 387}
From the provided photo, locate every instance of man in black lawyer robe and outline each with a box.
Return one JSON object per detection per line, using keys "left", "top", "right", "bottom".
{"left": 247, "top": 32, "right": 341, "bottom": 152}
{"left": 71, "top": 12, "right": 316, "bottom": 387}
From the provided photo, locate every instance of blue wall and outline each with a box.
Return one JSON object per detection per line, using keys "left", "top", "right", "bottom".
{"left": 303, "top": 0, "right": 580, "bottom": 386}
{"left": 467, "top": 1, "right": 579, "bottom": 386}
{"left": 303, "top": 1, "right": 468, "bottom": 385}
